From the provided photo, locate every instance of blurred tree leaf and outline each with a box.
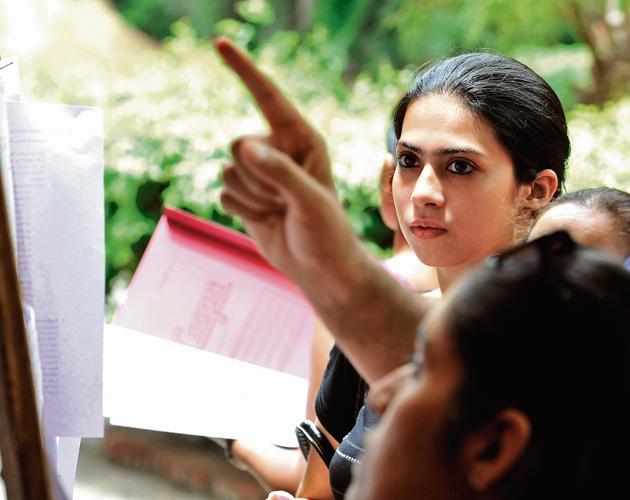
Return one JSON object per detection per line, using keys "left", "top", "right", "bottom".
{"left": 236, "top": 0, "right": 276, "bottom": 25}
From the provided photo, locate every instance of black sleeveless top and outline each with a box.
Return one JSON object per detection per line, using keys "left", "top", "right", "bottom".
{"left": 314, "top": 345, "right": 378, "bottom": 499}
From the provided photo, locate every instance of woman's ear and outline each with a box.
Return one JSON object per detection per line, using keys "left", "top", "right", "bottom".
{"left": 379, "top": 153, "right": 398, "bottom": 231}
{"left": 520, "top": 169, "right": 558, "bottom": 212}
{"left": 459, "top": 409, "right": 531, "bottom": 492}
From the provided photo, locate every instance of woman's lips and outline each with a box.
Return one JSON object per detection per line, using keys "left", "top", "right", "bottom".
{"left": 409, "top": 223, "right": 447, "bottom": 240}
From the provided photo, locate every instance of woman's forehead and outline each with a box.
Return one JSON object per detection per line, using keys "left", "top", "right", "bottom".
{"left": 400, "top": 94, "right": 504, "bottom": 158}
{"left": 402, "top": 95, "right": 486, "bottom": 134}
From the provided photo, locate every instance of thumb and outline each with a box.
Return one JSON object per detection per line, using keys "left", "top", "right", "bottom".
{"left": 239, "top": 138, "right": 328, "bottom": 208}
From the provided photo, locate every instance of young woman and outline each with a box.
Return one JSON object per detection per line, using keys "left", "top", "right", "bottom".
{"left": 214, "top": 39, "right": 568, "bottom": 499}
{"left": 350, "top": 231, "right": 630, "bottom": 500}
{"left": 529, "top": 186, "right": 630, "bottom": 261}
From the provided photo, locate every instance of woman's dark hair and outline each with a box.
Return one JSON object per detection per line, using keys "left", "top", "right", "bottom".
{"left": 540, "top": 187, "right": 630, "bottom": 255}
{"left": 393, "top": 53, "right": 570, "bottom": 196}
{"left": 444, "top": 231, "right": 630, "bottom": 499}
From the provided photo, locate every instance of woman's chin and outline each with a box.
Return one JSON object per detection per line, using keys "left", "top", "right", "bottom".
{"left": 411, "top": 250, "right": 465, "bottom": 269}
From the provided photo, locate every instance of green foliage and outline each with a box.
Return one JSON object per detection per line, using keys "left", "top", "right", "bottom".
{"left": 19, "top": 5, "right": 630, "bottom": 307}
{"left": 113, "top": 0, "right": 228, "bottom": 39}
{"left": 566, "top": 98, "right": 630, "bottom": 192}
{"left": 111, "top": 0, "right": 588, "bottom": 89}
{"left": 336, "top": 178, "right": 393, "bottom": 257}
{"left": 312, "top": 0, "right": 375, "bottom": 59}
{"left": 514, "top": 45, "right": 592, "bottom": 111}
{"left": 236, "top": 0, "right": 276, "bottom": 26}
{"left": 20, "top": 20, "right": 399, "bottom": 302}
{"left": 381, "top": 0, "right": 578, "bottom": 63}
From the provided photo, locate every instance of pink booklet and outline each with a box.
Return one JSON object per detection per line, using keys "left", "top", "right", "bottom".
{"left": 114, "top": 207, "right": 315, "bottom": 379}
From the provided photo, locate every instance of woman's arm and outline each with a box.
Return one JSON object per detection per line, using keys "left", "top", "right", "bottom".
{"left": 307, "top": 321, "right": 335, "bottom": 419}
{"left": 294, "top": 419, "right": 339, "bottom": 500}
{"left": 215, "top": 37, "right": 428, "bottom": 384}
{"left": 230, "top": 441, "right": 305, "bottom": 493}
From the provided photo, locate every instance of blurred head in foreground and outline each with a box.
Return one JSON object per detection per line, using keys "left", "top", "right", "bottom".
{"left": 349, "top": 231, "right": 630, "bottom": 500}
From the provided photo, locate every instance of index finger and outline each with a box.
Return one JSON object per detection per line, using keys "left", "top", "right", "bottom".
{"left": 214, "top": 36, "right": 310, "bottom": 132}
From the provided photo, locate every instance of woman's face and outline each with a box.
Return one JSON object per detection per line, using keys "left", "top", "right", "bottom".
{"left": 393, "top": 94, "right": 527, "bottom": 270}
{"left": 347, "top": 302, "right": 469, "bottom": 500}
{"left": 529, "top": 203, "right": 626, "bottom": 260}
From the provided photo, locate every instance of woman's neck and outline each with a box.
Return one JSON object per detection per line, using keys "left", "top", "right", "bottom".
{"left": 391, "top": 231, "right": 440, "bottom": 292}
{"left": 436, "top": 228, "right": 527, "bottom": 292}
{"left": 436, "top": 261, "right": 479, "bottom": 293}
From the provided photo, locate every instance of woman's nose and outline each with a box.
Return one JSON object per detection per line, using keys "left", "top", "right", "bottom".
{"left": 368, "top": 364, "right": 415, "bottom": 416}
{"left": 411, "top": 165, "right": 445, "bottom": 207}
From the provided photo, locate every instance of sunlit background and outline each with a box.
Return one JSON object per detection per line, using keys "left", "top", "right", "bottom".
{"left": 1, "top": 0, "right": 630, "bottom": 498}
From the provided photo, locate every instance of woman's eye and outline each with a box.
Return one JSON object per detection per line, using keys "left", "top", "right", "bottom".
{"left": 446, "top": 159, "right": 474, "bottom": 175}
{"left": 397, "top": 153, "right": 418, "bottom": 169}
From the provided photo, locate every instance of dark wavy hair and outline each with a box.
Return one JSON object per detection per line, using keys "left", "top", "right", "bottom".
{"left": 443, "top": 231, "right": 630, "bottom": 499}
{"left": 393, "top": 53, "right": 570, "bottom": 196}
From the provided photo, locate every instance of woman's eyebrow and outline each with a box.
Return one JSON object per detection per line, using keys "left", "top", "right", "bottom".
{"left": 397, "top": 140, "right": 485, "bottom": 157}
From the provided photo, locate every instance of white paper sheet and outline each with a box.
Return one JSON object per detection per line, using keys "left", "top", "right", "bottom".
{"left": 0, "top": 58, "right": 21, "bottom": 98}
{"left": 0, "top": 82, "right": 17, "bottom": 249}
{"left": 56, "top": 437, "right": 81, "bottom": 500}
{"left": 23, "top": 304, "right": 44, "bottom": 417}
{"left": 104, "top": 325, "right": 307, "bottom": 447}
{"left": 7, "top": 100, "right": 104, "bottom": 437}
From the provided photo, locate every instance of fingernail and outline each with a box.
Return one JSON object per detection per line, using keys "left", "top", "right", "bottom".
{"left": 245, "top": 140, "right": 269, "bottom": 162}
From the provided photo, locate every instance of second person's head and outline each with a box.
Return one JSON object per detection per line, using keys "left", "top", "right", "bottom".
{"left": 529, "top": 186, "right": 630, "bottom": 261}
{"left": 350, "top": 232, "right": 630, "bottom": 500}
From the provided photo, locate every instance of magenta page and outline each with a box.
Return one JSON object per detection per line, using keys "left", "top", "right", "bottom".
{"left": 114, "top": 209, "right": 315, "bottom": 379}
